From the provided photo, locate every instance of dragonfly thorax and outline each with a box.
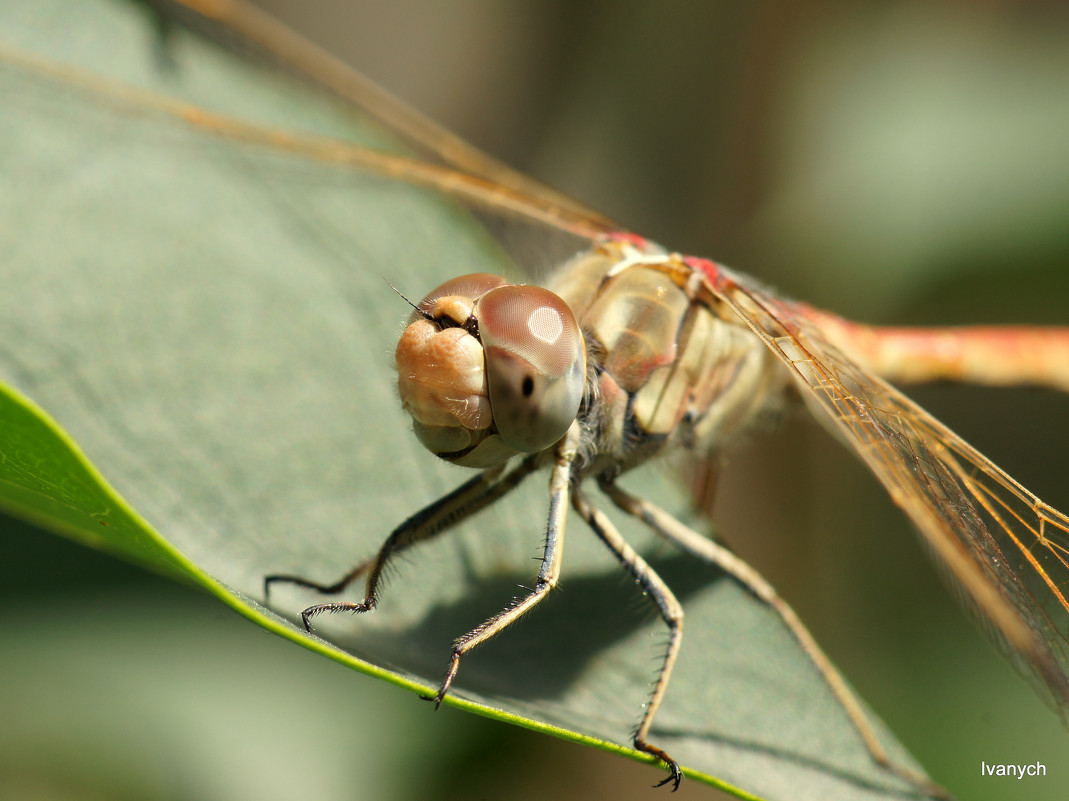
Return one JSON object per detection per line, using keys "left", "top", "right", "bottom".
{"left": 550, "top": 243, "right": 790, "bottom": 472}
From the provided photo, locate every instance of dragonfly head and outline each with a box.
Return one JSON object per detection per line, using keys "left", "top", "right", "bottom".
{"left": 395, "top": 274, "right": 586, "bottom": 467}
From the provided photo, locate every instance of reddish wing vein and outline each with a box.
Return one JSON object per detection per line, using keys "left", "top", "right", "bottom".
{"left": 690, "top": 256, "right": 1069, "bottom": 717}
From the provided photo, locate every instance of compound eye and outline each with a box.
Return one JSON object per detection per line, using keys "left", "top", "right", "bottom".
{"left": 410, "top": 273, "right": 510, "bottom": 323}
{"left": 475, "top": 285, "right": 586, "bottom": 453}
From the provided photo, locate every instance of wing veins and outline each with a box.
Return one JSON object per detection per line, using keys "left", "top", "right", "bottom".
{"left": 705, "top": 263, "right": 1069, "bottom": 714}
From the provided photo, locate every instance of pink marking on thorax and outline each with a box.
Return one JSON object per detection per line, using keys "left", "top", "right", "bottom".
{"left": 604, "top": 230, "right": 650, "bottom": 249}
{"left": 682, "top": 255, "right": 727, "bottom": 286}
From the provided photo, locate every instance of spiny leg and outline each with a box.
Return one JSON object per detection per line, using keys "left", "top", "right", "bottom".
{"left": 599, "top": 476, "right": 951, "bottom": 800}
{"left": 264, "top": 465, "right": 503, "bottom": 606}
{"left": 264, "top": 456, "right": 539, "bottom": 630}
{"left": 428, "top": 426, "right": 578, "bottom": 707}
{"left": 571, "top": 485, "right": 684, "bottom": 792}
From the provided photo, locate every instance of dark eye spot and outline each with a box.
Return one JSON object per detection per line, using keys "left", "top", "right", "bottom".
{"left": 522, "top": 376, "right": 535, "bottom": 397}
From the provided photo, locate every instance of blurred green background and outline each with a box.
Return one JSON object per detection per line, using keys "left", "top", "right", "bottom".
{"left": 3, "top": 1, "right": 1068, "bottom": 799}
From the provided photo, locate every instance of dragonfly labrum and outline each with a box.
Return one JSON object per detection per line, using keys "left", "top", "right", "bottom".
{"left": 3, "top": 1, "right": 1068, "bottom": 798}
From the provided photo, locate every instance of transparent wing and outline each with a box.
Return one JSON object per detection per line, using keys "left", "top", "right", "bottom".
{"left": 0, "top": 3, "right": 617, "bottom": 260}
{"left": 162, "top": 0, "right": 617, "bottom": 231}
{"left": 697, "top": 257, "right": 1069, "bottom": 716}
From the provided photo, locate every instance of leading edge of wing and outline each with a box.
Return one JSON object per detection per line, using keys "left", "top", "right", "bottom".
{"left": 166, "top": 0, "right": 617, "bottom": 232}
{"left": 0, "top": 39, "right": 612, "bottom": 242}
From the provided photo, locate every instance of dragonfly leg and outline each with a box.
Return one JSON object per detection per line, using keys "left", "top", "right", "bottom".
{"left": 598, "top": 476, "right": 951, "bottom": 800}
{"left": 571, "top": 484, "right": 684, "bottom": 792}
{"left": 264, "top": 456, "right": 539, "bottom": 630}
{"left": 427, "top": 427, "right": 578, "bottom": 708}
{"left": 263, "top": 558, "right": 372, "bottom": 603}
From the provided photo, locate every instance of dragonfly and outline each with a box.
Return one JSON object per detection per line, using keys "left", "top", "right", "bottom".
{"left": 3, "top": 0, "right": 1068, "bottom": 797}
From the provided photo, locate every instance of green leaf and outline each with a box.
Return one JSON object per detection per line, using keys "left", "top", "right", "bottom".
{"left": 0, "top": 1, "right": 935, "bottom": 798}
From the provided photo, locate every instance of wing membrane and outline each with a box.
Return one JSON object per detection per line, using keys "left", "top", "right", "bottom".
{"left": 699, "top": 258, "right": 1069, "bottom": 716}
{"left": 162, "top": 0, "right": 617, "bottom": 233}
{"left": 0, "top": 41, "right": 611, "bottom": 249}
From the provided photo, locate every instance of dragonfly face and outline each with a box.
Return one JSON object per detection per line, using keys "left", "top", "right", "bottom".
{"left": 397, "top": 272, "right": 586, "bottom": 467}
